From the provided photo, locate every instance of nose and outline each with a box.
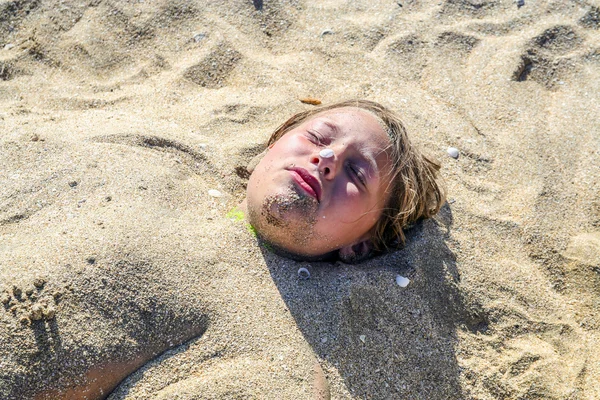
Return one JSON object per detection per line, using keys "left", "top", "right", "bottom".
{"left": 311, "top": 150, "right": 339, "bottom": 179}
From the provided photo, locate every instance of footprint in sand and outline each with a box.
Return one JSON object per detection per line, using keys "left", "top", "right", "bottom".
{"left": 183, "top": 44, "right": 242, "bottom": 89}
{"left": 512, "top": 25, "right": 586, "bottom": 90}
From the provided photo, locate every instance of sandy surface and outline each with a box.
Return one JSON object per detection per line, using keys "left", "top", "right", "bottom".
{"left": 1, "top": 0, "right": 599, "bottom": 398}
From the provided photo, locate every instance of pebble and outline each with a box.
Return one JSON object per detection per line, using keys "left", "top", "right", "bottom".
{"left": 320, "top": 149, "right": 334, "bottom": 158}
{"left": 359, "top": 335, "right": 366, "bottom": 343}
{"left": 297, "top": 267, "right": 310, "bottom": 280}
{"left": 447, "top": 147, "right": 460, "bottom": 159}
{"left": 44, "top": 306, "right": 56, "bottom": 320}
{"left": 208, "top": 189, "right": 222, "bottom": 198}
{"left": 30, "top": 304, "right": 43, "bottom": 321}
{"left": 33, "top": 277, "right": 46, "bottom": 288}
{"left": 517, "top": 0, "right": 524, "bottom": 7}
{"left": 396, "top": 275, "right": 410, "bottom": 288}
{"left": 3, "top": 43, "right": 14, "bottom": 50}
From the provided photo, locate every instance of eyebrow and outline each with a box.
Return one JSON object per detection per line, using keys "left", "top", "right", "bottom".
{"left": 312, "top": 118, "right": 339, "bottom": 136}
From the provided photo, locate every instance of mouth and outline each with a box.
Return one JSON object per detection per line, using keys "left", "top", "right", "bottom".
{"left": 288, "top": 167, "right": 321, "bottom": 202}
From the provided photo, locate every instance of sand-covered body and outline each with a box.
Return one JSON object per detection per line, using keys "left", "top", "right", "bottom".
{"left": 1, "top": 0, "right": 599, "bottom": 398}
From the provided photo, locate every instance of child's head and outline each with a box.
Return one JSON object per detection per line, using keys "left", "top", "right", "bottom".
{"left": 245, "top": 99, "right": 445, "bottom": 262}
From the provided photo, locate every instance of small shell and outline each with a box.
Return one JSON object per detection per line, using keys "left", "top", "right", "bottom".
{"left": 208, "top": 189, "right": 222, "bottom": 198}
{"left": 359, "top": 335, "right": 366, "bottom": 343}
{"left": 300, "top": 98, "right": 322, "bottom": 105}
{"left": 297, "top": 267, "right": 310, "bottom": 280}
{"left": 447, "top": 147, "right": 460, "bottom": 159}
{"left": 320, "top": 29, "right": 334, "bottom": 37}
{"left": 319, "top": 149, "right": 334, "bottom": 158}
{"left": 396, "top": 275, "right": 410, "bottom": 288}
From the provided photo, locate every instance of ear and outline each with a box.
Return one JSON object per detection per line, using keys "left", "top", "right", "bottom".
{"left": 338, "top": 237, "right": 374, "bottom": 264}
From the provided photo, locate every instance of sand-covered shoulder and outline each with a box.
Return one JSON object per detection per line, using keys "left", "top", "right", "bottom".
{"left": 1, "top": 0, "right": 599, "bottom": 398}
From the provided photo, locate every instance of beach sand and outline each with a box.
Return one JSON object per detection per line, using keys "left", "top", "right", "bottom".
{"left": 1, "top": 0, "right": 599, "bottom": 398}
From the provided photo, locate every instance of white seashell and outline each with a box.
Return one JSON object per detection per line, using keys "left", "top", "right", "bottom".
{"left": 359, "top": 335, "right": 366, "bottom": 343}
{"left": 208, "top": 189, "right": 222, "bottom": 197}
{"left": 396, "top": 275, "right": 410, "bottom": 287}
{"left": 319, "top": 149, "right": 334, "bottom": 158}
{"left": 447, "top": 147, "right": 459, "bottom": 159}
{"left": 297, "top": 267, "right": 310, "bottom": 279}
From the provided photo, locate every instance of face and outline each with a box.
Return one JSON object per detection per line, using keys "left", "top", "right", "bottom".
{"left": 246, "top": 107, "right": 393, "bottom": 257}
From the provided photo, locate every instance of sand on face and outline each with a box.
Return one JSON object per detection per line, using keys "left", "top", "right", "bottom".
{"left": 1, "top": 0, "right": 599, "bottom": 399}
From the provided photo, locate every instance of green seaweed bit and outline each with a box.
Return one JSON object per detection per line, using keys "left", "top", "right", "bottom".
{"left": 226, "top": 207, "right": 245, "bottom": 221}
{"left": 246, "top": 223, "right": 258, "bottom": 237}
{"left": 226, "top": 207, "right": 257, "bottom": 236}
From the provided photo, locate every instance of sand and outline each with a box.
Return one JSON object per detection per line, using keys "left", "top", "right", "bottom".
{"left": 1, "top": 0, "right": 599, "bottom": 398}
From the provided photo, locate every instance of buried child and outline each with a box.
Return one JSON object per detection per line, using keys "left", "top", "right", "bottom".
{"left": 242, "top": 99, "right": 446, "bottom": 263}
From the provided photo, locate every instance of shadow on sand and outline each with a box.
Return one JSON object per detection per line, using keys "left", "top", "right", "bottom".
{"left": 262, "top": 204, "right": 477, "bottom": 399}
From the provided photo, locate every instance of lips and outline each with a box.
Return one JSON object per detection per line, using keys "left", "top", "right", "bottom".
{"left": 289, "top": 167, "right": 322, "bottom": 202}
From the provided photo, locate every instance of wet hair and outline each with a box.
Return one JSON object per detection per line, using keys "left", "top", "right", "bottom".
{"left": 264, "top": 99, "right": 446, "bottom": 252}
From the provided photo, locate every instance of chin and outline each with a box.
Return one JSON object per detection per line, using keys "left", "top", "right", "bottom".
{"left": 259, "top": 234, "right": 339, "bottom": 262}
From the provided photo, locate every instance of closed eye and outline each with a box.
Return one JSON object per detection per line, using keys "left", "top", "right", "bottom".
{"left": 306, "top": 131, "right": 324, "bottom": 145}
{"left": 348, "top": 163, "right": 366, "bottom": 187}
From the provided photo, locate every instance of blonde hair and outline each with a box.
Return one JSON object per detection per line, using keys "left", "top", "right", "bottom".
{"left": 266, "top": 99, "right": 446, "bottom": 252}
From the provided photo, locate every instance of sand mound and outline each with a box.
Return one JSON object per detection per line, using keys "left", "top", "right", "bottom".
{"left": 1, "top": 0, "right": 599, "bottom": 398}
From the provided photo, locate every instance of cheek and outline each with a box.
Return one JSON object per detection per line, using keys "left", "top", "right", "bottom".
{"left": 323, "top": 192, "right": 379, "bottom": 228}
{"left": 271, "top": 135, "right": 304, "bottom": 153}
{"left": 329, "top": 183, "right": 370, "bottom": 213}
